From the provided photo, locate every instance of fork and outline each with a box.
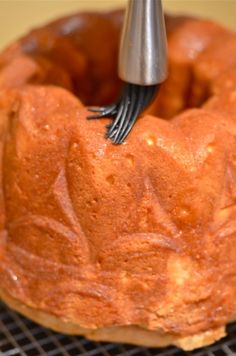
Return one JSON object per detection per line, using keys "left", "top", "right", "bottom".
{"left": 88, "top": 0, "right": 168, "bottom": 144}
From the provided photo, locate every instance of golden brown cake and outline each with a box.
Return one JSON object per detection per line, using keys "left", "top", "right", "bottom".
{"left": 0, "top": 10, "right": 236, "bottom": 351}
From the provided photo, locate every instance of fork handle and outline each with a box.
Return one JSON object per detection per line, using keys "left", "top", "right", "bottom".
{"left": 118, "top": 0, "right": 168, "bottom": 86}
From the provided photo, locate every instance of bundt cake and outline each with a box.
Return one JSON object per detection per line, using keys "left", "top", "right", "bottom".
{"left": 0, "top": 9, "right": 236, "bottom": 351}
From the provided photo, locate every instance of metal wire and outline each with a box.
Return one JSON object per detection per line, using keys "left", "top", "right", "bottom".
{"left": 1, "top": 302, "right": 236, "bottom": 356}
{"left": 88, "top": 83, "right": 159, "bottom": 144}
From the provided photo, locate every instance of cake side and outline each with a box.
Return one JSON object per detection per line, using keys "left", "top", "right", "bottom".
{"left": 0, "top": 11, "right": 236, "bottom": 350}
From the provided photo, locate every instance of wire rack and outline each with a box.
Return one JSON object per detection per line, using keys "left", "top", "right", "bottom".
{"left": 1, "top": 302, "right": 236, "bottom": 356}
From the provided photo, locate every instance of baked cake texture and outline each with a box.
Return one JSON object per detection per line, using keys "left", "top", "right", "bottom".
{"left": 0, "top": 10, "right": 236, "bottom": 351}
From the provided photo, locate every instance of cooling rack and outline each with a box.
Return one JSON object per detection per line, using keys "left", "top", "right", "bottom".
{"left": 1, "top": 301, "right": 236, "bottom": 356}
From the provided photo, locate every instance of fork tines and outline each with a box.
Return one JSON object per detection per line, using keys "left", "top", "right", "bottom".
{"left": 88, "top": 83, "right": 159, "bottom": 144}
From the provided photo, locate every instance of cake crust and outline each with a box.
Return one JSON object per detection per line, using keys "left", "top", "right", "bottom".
{"left": 0, "top": 288, "right": 226, "bottom": 351}
{"left": 0, "top": 10, "right": 236, "bottom": 351}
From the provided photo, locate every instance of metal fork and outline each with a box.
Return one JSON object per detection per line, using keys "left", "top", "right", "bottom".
{"left": 88, "top": 0, "right": 168, "bottom": 144}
